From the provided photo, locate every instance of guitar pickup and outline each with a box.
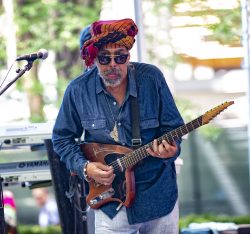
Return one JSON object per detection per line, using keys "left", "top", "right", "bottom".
{"left": 89, "top": 188, "right": 115, "bottom": 205}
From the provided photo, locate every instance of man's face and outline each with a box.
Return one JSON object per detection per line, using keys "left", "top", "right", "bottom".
{"left": 95, "top": 44, "right": 130, "bottom": 88}
{"left": 32, "top": 190, "right": 47, "bottom": 207}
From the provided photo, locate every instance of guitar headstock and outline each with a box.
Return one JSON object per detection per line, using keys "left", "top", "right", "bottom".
{"left": 202, "top": 101, "right": 234, "bottom": 125}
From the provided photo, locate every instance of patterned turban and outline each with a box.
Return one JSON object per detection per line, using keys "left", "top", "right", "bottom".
{"left": 81, "top": 18, "right": 138, "bottom": 67}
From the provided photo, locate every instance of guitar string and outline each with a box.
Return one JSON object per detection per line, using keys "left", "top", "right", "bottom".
{"left": 105, "top": 112, "right": 214, "bottom": 170}
{"left": 106, "top": 127, "right": 179, "bottom": 170}
{"left": 104, "top": 141, "right": 154, "bottom": 170}
{"left": 105, "top": 115, "right": 203, "bottom": 170}
{"left": 105, "top": 148, "right": 144, "bottom": 170}
{"left": 106, "top": 127, "right": 181, "bottom": 170}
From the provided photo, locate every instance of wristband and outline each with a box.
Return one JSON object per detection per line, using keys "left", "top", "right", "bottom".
{"left": 83, "top": 161, "right": 92, "bottom": 182}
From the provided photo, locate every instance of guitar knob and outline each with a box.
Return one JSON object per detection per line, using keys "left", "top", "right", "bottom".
{"left": 90, "top": 199, "right": 98, "bottom": 205}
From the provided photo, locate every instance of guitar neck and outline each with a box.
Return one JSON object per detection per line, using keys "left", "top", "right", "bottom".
{"left": 121, "top": 115, "right": 203, "bottom": 169}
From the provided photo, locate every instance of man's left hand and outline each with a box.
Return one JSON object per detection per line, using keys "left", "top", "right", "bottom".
{"left": 146, "top": 139, "right": 177, "bottom": 159}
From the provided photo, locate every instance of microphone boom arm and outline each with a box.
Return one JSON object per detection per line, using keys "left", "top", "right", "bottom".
{"left": 0, "top": 60, "right": 34, "bottom": 96}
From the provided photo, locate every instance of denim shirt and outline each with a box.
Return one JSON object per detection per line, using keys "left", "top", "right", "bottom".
{"left": 52, "top": 62, "right": 184, "bottom": 224}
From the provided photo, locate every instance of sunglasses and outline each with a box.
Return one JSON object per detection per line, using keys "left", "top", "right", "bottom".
{"left": 97, "top": 54, "right": 129, "bottom": 65}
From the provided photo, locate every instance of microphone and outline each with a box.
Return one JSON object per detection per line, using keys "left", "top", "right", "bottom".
{"left": 16, "top": 48, "right": 48, "bottom": 61}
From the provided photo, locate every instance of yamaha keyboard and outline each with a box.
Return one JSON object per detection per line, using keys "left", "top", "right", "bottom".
{"left": 0, "top": 160, "right": 51, "bottom": 184}
{"left": 0, "top": 122, "right": 54, "bottom": 185}
{"left": 0, "top": 122, "right": 54, "bottom": 148}
{"left": 0, "top": 122, "right": 83, "bottom": 185}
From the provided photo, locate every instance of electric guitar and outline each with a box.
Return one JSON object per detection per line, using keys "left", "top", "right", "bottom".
{"left": 80, "top": 101, "right": 234, "bottom": 209}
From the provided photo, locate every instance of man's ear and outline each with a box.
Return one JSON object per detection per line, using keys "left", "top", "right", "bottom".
{"left": 127, "top": 52, "right": 131, "bottom": 63}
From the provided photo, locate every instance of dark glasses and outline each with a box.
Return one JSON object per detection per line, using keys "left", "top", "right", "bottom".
{"left": 97, "top": 54, "right": 129, "bottom": 65}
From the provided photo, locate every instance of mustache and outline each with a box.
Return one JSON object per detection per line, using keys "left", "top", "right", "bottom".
{"left": 103, "top": 68, "right": 120, "bottom": 75}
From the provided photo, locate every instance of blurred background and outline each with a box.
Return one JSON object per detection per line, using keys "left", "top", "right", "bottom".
{"left": 0, "top": 0, "right": 249, "bottom": 229}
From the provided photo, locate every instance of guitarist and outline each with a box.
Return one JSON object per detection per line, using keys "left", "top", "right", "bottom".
{"left": 52, "top": 18, "right": 184, "bottom": 234}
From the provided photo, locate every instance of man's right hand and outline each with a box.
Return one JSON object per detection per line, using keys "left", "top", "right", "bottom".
{"left": 86, "top": 162, "right": 115, "bottom": 185}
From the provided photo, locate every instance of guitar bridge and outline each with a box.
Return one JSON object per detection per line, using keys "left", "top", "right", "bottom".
{"left": 89, "top": 188, "right": 115, "bottom": 205}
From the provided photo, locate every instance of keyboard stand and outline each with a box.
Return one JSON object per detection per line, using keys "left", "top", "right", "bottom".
{"left": 44, "top": 139, "right": 87, "bottom": 234}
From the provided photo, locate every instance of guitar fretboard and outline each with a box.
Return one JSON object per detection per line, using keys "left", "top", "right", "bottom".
{"left": 120, "top": 115, "right": 203, "bottom": 169}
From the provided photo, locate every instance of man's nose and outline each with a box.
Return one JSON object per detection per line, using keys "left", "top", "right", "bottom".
{"left": 109, "top": 57, "right": 117, "bottom": 66}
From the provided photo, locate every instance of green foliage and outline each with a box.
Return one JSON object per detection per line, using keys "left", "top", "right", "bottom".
{"left": 18, "top": 225, "right": 62, "bottom": 234}
{"left": 28, "top": 79, "right": 44, "bottom": 95}
{"left": 169, "top": 0, "right": 241, "bottom": 46}
{"left": 0, "top": 36, "right": 6, "bottom": 68}
{"left": 14, "top": 0, "right": 100, "bottom": 54}
{"left": 175, "top": 98, "right": 200, "bottom": 121}
{"left": 179, "top": 214, "right": 250, "bottom": 230}
{"left": 55, "top": 77, "right": 69, "bottom": 107}
{"left": 208, "top": 8, "right": 241, "bottom": 45}
{"left": 199, "top": 124, "right": 223, "bottom": 142}
{"left": 29, "top": 113, "right": 45, "bottom": 123}
{"left": 8, "top": 0, "right": 102, "bottom": 122}
{"left": 175, "top": 98, "right": 223, "bottom": 141}
{"left": 14, "top": 1, "right": 50, "bottom": 51}
{"left": 0, "top": 1, "right": 3, "bottom": 15}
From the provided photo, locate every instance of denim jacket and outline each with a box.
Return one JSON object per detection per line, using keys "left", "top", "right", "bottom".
{"left": 52, "top": 62, "right": 184, "bottom": 224}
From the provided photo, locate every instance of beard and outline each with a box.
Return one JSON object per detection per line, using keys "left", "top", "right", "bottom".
{"left": 98, "top": 68, "right": 123, "bottom": 87}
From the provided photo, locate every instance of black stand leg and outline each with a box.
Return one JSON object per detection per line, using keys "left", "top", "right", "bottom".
{"left": 44, "top": 139, "right": 88, "bottom": 234}
{"left": 72, "top": 178, "right": 88, "bottom": 234}
{"left": 0, "top": 179, "right": 6, "bottom": 234}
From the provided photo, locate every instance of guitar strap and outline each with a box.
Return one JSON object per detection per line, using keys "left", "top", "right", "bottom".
{"left": 129, "top": 64, "right": 142, "bottom": 149}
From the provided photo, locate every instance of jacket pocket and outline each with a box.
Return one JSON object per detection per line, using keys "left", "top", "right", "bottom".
{"left": 81, "top": 119, "right": 106, "bottom": 130}
{"left": 140, "top": 118, "right": 159, "bottom": 130}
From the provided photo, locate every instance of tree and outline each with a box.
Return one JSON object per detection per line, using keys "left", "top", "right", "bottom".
{"left": 0, "top": 0, "right": 102, "bottom": 122}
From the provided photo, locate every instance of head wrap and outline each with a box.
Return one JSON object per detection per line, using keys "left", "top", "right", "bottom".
{"left": 82, "top": 18, "right": 138, "bottom": 67}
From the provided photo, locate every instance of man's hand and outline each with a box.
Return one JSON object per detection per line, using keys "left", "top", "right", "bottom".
{"left": 146, "top": 139, "right": 178, "bottom": 159}
{"left": 86, "top": 162, "right": 115, "bottom": 185}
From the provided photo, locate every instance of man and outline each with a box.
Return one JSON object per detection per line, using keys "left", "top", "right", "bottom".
{"left": 52, "top": 18, "right": 184, "bottom": 233}
{"left": 32, "top": 188, "right": 60, "bottom": 227}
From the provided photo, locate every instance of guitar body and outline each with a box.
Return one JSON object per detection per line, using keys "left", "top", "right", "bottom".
{"left": 80, "top": 143, "right": 135, "bottom": 209}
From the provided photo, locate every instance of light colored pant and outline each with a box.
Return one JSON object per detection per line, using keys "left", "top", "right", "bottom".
{"left": 94, "top": 200, "right": 179, "bottom": 234}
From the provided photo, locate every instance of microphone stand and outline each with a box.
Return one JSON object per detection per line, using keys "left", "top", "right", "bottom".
{"left": 0, "top": 60, "right": 34, "bottom": 96}
{"left": 0, "top": 60, "right": 34, "bottom": 234}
